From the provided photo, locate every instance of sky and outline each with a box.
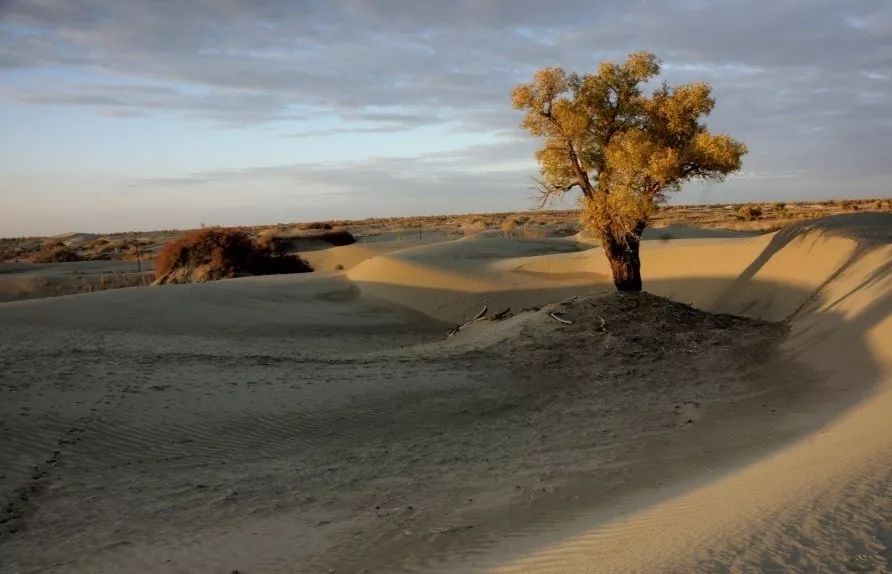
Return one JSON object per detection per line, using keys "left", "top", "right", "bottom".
{"left": 1, "top": 0, "right": 891, "bottom": 236}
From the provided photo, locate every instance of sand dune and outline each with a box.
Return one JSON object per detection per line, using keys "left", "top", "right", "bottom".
{"left": 477, "top": 214, "right": 892, "bottom": 573}
{"left": 0, "top": 213, "right": 889, "bottom": 573}
{"left": 298, "top": 237, "right": 445, "bottom": 272}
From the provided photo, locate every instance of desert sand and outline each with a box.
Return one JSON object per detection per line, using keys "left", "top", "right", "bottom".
{"left": 1, "top": 213, "right": 890, "bottom": 573}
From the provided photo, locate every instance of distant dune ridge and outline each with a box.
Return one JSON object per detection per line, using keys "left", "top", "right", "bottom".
{"left": 0, "top": 212, "right": 890, "bottom": 572}
{"left": 0, "top": 198, "right": 889, "bottom": 301}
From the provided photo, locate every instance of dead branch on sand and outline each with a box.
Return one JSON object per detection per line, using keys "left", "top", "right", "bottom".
{"left": 549, "top": 312, "right": 573, "bottom": 325}
{"left": 446, "top": 304, "right": 492, "bottom": 336}
{"left": 489, "top": 308, "right": 512, "bottom": 321}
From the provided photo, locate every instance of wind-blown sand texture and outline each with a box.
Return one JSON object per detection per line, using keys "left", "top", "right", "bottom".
{"left": 0, "top": 213, "right": 890, "bottom": 573}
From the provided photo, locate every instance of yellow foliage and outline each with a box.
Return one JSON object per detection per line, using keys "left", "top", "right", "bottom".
{"left": 512, "top": 51, "right": 746, "bottom": 244}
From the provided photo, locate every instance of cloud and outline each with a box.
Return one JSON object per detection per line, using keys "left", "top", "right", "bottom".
{"left": 1, "top": 0, "right": 892, "bottom": 235}
{"left": 2, "top": 1, "right": 890, "bottom": 132}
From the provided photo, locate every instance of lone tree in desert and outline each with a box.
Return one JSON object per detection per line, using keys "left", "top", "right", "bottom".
{"left": 512, "top": 52, "right": 746, "bottom": 291}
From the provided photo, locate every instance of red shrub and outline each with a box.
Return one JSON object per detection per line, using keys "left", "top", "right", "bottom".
{"left": 28, "top": 242, "right": 82, "bottom": 263}
{"left": 153, "top": 228, "right": 312, "bottom": 284}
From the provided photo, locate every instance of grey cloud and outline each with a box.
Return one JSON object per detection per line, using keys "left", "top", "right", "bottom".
{"left": 2, "top": 1, "right": 889, "bottom": 124}
{"left": 2, "top": 0, "right": 891, "bottom": 210}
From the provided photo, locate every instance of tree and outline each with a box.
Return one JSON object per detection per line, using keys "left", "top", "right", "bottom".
{"left": 512, "top": 52, "right": 746, "bottom": 291}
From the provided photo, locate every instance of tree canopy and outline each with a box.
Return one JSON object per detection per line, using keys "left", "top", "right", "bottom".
{"left": 512, "top": 52, "right": 747, "bottom": 290}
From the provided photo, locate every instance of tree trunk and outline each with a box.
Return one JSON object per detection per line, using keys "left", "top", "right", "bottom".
{"left": 601, "top": 225, "right": 644, "bottom": 292}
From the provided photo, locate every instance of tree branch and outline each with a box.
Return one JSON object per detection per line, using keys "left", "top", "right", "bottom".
{"left": 530, "top": 178, "right": 581, "bottom": 208}
{"left": 566, "top": 141, "right": 594, "bottom": 197}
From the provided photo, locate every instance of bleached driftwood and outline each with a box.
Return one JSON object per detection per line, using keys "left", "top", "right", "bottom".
{"left": 548, "top": 312, "right": 573, "bottom": 325}
{"left": 446, "top": 305, "right": 491, "bottom": 337}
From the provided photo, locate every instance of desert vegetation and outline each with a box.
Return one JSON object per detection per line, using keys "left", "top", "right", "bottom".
{"left": 2, "top": 199, "right": 890, "bottom": 269}
{"left": 737, "top": 204, "right": 763, "bottom": 221}
{"left": 512, "top": 51, "right": 746, "bottom": 291}
{"left": 26, "top": 242, "right": 82, "bottom": 263}
{"left": 153, "top": 228, "right": 312, "bottom": 284}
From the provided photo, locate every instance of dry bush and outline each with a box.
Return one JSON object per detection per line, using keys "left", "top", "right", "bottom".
{"left": 736, "top": 205, "right": 763, "bottom": 221}
{"left": 268, "top": 228, "right": 356, "bottom": 250}
{"left": 255, "top": 235, "right": 290, "bottom": 257}
{"left": 119, "top": 242, "right": 153, "bottom": 262}
{"left": 460, "top": 219, "right": 487, "bottom": 235}
{"left": 28, "top": 242, "right": 82, "bottom": 263}
{"left": 553, "top": 224, "right": 579, "bottom": 236}
{"left": 500, "top": 216, "right": 519, "bottom": 237}
{"left": 300, "top": 221, "right": 333, "bottom": 231}
{"left": 277, "top": 226, "right": 356, "bottom": 245}
{"left": 154, "top": 228, "right": 311, "bottom": 284}
{"left": 305, "top": 228, "right": 355, "bottom": 246}
{"left": 520, "top": 223, "right": 549, "bottom": 239}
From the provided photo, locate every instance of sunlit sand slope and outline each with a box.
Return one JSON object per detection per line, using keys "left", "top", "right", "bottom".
{"left": 481, "top": 213, "right": 892, "bottom": 573}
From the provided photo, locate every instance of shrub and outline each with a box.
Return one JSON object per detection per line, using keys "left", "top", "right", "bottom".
{"left": 255, "top": 235, "right": 291, "bottom": 257}
{"left": 301, "top": 221, "right": 333, "bottom": 230}
{"left": 460, "top": 219, "right": 487, "bottom": 235}
{"left": 736, "top": 205, "right": 763, "bottom": 221}
{"left": 310, "top": 228, "right": 355, "bottom": 246}
{"left": 500, "top": 217, "right": 519, "bottom": 237}
{"left": 28, "top": 242, "right": 82, "bottom": 263}
{"left": 264, "top": 228, "right": 356, "bottom": 251}
{"left": 153, "top": 228, "right": 312, "bottom": 284}
{"left": 520, "top": 223, "right": 548, "bottom": 239}
{"left": 553, "top": 224, "right": 579, "bottom": 236}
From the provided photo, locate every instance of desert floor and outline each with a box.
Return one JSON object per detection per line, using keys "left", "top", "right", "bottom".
{"left": 1, "top": 213, "right": 891, "bottom": 573}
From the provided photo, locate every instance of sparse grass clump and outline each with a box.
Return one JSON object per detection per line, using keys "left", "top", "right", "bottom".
{"left": 153, "top": 228, "right": 312, "bottom": 285}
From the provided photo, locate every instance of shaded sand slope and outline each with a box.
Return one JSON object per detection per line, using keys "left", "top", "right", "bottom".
{"left": 1, "top": 291, "right": 818, "bottom": 574}
{"left": 0, "top": 214, "right": 889, "bottom": 573}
